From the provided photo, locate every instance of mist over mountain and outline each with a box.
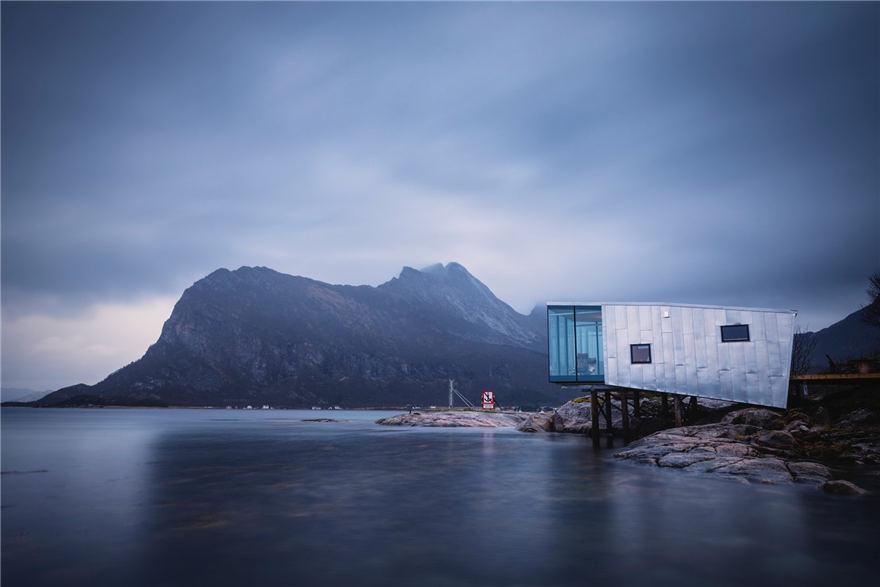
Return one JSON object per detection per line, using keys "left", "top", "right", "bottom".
{"left": 1, "top": 387, "right": 49, "bottom": 403}
{"left": 39, "top": 263, "right": 575, "bottom": 408}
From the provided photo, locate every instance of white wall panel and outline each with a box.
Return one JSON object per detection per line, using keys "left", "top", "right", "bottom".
{"left": 600, "top": 303, "right": 796, "bottom": 408}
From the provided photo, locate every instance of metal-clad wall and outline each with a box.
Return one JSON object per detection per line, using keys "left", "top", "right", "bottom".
{"left": 602, "top": 304, "right": 795, "bottom": 408}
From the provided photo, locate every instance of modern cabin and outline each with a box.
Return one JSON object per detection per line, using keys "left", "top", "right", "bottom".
{"left": 547, "top": 303, "right": 797, "bottom": 408}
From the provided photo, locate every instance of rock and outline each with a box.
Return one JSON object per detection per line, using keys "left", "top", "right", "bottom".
{"left": 551, "top": 397, "right": 636, "bottom": 433}
{"left": 376, "top": 411, "right": 529, "bottom": 428}
{"left": 714, "top": 442, "right": 756, "bottom": 458}
{"left": 712, "top": 457, "right": 793, "bottom": 484}
{"left": 837, "top": 409, "right": 877, "bottom": 429}
{"left": 813, "top": 407, "right": 832, "bottom": 426}
{"left": 788, "top": 461, "right": 832, "bottom": 485}
{"left": 821, "top": 480, "right": 868, "bottom": 496}
{"left": 756, "top": 430, "right": 797, "bottom": 450}
{"left": 517, "top": 412, "right": 554, "bottom": 433}
{"left": 615, "top": 423, "right": 827, "bottom": 486}
{"left": 785, "top": 419, "right": 810, "bottom": 433}
{"left": 552, "top": 400, "right": 593, "bottom": 433}
{"left": 696, "top": 398, "right": 736, "bottom": 410}
{"left": 657, "top": 452, "right": 717, "bottom": 469}
{"left": 721, "top": 408, "right": 784, "bottom": 430}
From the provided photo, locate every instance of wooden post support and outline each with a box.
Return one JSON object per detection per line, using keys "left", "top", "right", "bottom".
{"left": 620, "top": 390, "right": 630, "bottom": 442}
{"left": 604, "top": 390, "right": 613, "bottom": 432}
{"left": 590, "top": 390, "right": 600, "bottom": 449}
{"left": 673, "top": 395, "right": 683, "bottom": 427}
{"left": 633, "top": 390, "right": 640, "bottom": 422}
{"left": 661, "top": 393, "right": 669, "bottom": 418}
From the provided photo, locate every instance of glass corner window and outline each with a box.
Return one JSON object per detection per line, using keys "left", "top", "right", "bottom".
{"left": 548, "top": 305, "right": 604, "bottom": 383}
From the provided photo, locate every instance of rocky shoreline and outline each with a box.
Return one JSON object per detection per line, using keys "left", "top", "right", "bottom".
{"left": 376, "top": 410, "right": 530, "bottom": 428}
{"left": 376, "top": 391, "right": 878, "bottom": 494}
{"left": 539, "top": 394, "right": 878, "bottom": 493}
{"left": 614, "top": 405, "right": 877, "bottom": 494}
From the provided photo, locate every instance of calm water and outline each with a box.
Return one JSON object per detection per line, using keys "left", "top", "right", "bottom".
{"left": 2, "top": 408, "right": 879, "bottom": 587}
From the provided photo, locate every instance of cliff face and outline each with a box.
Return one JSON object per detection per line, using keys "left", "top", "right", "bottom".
{"left": 40, "top": 264, "right": 567, "bottom": 407}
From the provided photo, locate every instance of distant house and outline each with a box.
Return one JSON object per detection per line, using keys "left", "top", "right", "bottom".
{"left": 546, "top": 303, "right": 796, "bottom": 408}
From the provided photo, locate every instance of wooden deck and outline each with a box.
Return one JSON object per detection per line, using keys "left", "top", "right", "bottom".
{"left": 791, "top": 373, "right": 880, "bottom": 381}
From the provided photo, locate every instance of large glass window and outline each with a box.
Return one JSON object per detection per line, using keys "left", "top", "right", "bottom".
{"left": 548, "top": 305, "right": 604, "bottom": 383}
{"left": 548, "top": 306, "right": 576, "bottom": 381}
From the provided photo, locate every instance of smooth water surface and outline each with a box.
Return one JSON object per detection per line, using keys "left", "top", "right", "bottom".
{"left": 3, "top": 408, "right": 879, "bottom": 587}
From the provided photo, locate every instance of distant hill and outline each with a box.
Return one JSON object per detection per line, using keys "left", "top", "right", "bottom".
{"left": 1, "top": 387, "right": 49, "bottom": 403}
{"left": 800, "top": 306, "right": 880, "bottom": 372}
{"left": 37, "top": 263, "right": 577, "bottom": 408}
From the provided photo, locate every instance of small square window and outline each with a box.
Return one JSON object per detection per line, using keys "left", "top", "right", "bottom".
{"left": 630, "top": 343, "right": 652, "bottom": 364}
{"left": 721, "top": 324, "right": 750, "bottom": 342}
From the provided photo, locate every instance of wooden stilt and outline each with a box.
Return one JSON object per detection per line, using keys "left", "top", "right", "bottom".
{"left": 590, "top": 390, "right": 600, "bottom": 449}
{"left": 673, "top": 395, "right": 683, "bottom": 427}
{"left": 661, "top": 393, "right": 669, "bottom": 419}
{"left": 633, "top": 390, "right": 641, "bottom": 422}
{"left": 620, "top": 390, "right": 630, "bottom": 442}
{"left": 603, "top": 391, "right": 613, "bottom": 431}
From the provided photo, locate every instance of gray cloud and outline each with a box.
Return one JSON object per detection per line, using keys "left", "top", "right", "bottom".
{"left": 2, "top": 2, "right": 878, "bottom": 387}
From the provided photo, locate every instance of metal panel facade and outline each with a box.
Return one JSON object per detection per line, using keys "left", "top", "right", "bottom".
{"left": 599, "top": 303, "right": 796, "bottom": 408}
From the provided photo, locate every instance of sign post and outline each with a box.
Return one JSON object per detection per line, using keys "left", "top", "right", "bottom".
{"left": 481, "top": 389, "right": 495, "bottom": 410}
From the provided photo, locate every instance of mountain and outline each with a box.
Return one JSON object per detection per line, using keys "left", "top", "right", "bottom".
{"left": 801, "top": 306, "right": 880, "bottom": 372}
{"left": 1, "top": 387, "right": 49, "bottom": 403}
{"left": 38, "top": 263, "right": 575, "bottom": 408}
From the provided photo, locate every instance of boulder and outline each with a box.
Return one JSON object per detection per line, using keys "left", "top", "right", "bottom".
{"left": 552, "top": 400, "right": 593, "bottom": 433}
{"left": 721, "top": 408, "right": 784, "bottom": 430}
{"left": 821, "top": 480, "right": 868, "bottom": 496}
{"left": 552, "top": 397, "right": 637, "bottom": 433}
{"left": 517, "top": 412, "right": 554, "bottom": 433}
{"left": 756, "top": 430, "right": 797, "bottom": 450}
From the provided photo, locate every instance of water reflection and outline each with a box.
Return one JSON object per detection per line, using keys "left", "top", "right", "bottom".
{"left": 3, "top": 408, "right": 880, "bottom": 587}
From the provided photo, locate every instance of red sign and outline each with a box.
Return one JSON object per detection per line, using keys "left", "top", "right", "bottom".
{"left": 481, "top": 389, "right": 495, "bottom": 410}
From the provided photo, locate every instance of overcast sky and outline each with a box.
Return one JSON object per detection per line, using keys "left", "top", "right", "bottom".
{"left": 3, "top": 2, "right": 878, "bottom": 391}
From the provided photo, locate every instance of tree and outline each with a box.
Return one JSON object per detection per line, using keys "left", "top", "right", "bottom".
{"left": 791, "top": 327, "right": 817, "bottom": 375}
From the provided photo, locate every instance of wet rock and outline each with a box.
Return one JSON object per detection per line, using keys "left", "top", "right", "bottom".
{"left": 517, "top": 412, "right": 554, "bottom": 433}
{"left": 822, "top": 480, "right": 868, "bottom": 496}
{"left": 721, "top": 408, "right": 784, "bottom": 430}
{"left": 788, "top": 461, "right": 832, "bottom": 485}
{"left": 376, "top": 411, "right": 529, "bottom": 428}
